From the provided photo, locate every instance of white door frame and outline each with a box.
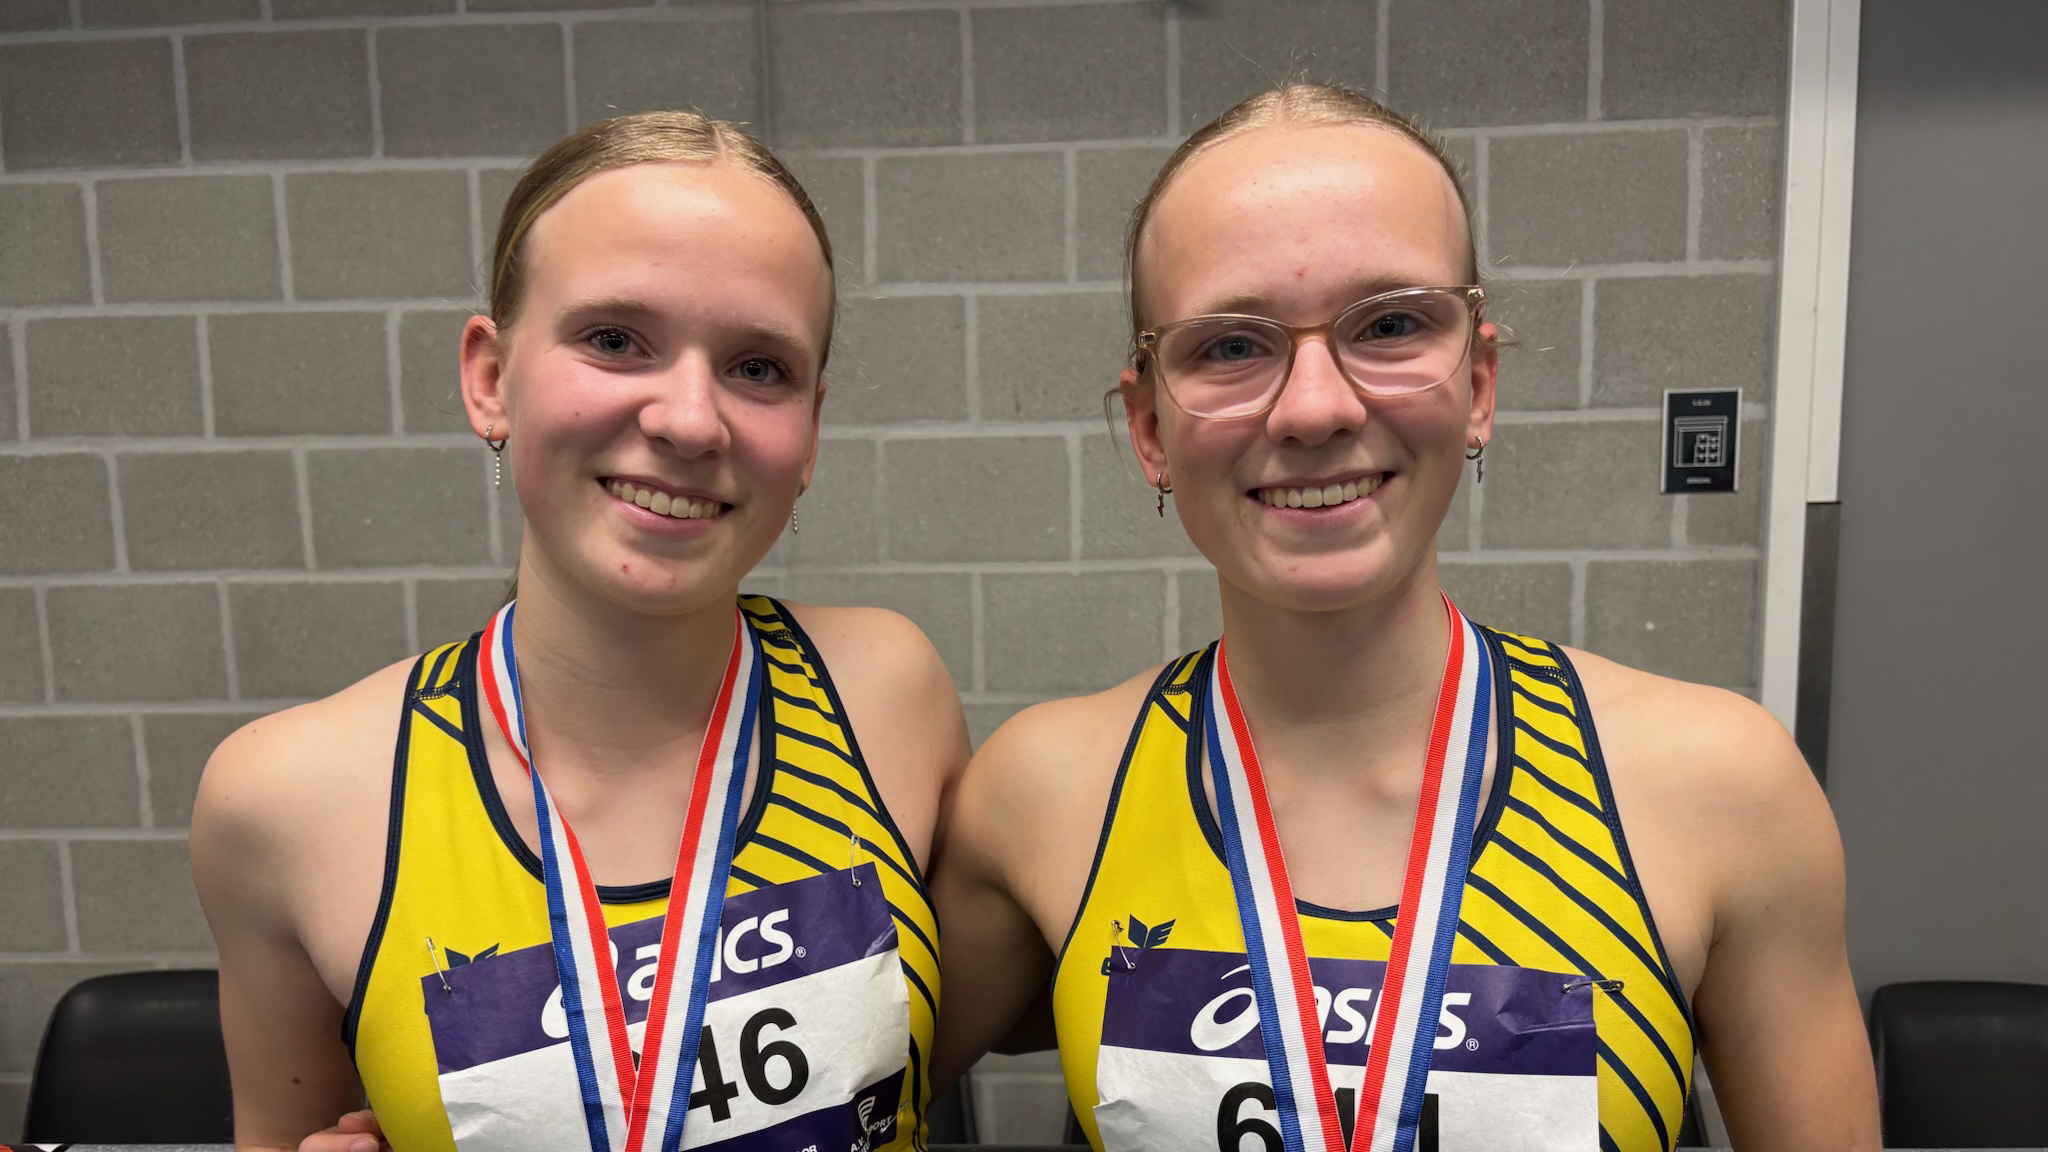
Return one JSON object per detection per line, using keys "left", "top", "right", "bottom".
{"left": 1758, "top": 0, "right": 1862, "bottom": 730}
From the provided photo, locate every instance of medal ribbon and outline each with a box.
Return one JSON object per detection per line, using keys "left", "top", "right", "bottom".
{"left": 477, "top": 600, "right": 763, "bottom": 1152}
{"left": 1204, "top": 594, "right": 1493, "bottom": 1152}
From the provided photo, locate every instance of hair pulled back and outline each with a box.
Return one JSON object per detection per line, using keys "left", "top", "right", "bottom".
{"left": 487, "top": 111, "right": 837, "bottom": 369}
{"left": 1123, "top": 83, "right": 1481, "bottom": 346}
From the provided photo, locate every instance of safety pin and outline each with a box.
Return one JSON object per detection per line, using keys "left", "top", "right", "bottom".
{"left": 1562, "top": 978, "right": 1625, "bottom": 995}
{"left": 426, "top": 936, "right": 452, "bottom": 994}
{"left": 1109, "top": 920, "right": 1138, "bottom": 972}
{"left": 850, "top": 832, "right": 863, "bottom": 886}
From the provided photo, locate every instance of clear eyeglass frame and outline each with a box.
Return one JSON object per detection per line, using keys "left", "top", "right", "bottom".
{"left": 1133, "top": 285, "right": 1488, "bottom": 420}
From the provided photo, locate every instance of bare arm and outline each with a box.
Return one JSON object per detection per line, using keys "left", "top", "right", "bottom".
{"left": 927, "top": 715, "right": 1060, "bottom": 1093}
{"left": 191, "top": 719, "right": 377, "bottom": 1151}
{"left": 1686, "top": 703, "right": 1880, "bottom": 1150}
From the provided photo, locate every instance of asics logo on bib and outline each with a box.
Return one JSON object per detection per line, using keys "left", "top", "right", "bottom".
{"left": 1191, "top": 964, "right": 1472, "bottom": 1052}
{"left": 541, "top": 908, "right": 799, "bottom": 1040}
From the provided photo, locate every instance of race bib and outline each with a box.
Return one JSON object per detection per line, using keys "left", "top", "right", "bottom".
{"left": 1095, "top": 948, "right": 1597, "bottom": 1152}
{"left": 424, "top": 865, "right": 910, "bottom": 1152}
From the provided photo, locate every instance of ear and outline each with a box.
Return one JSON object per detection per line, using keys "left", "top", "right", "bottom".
{"left": 1467, "top": 322, "right": 1500, "bottom": 448}
{"left": 1121, "top": 367, "right": 1171, "bottom": 484}
{"left": 801, "top": 378, "right": 828, "bottom": 493}
{"left": 459, "top": 315, "right": 509, "bottom": 439}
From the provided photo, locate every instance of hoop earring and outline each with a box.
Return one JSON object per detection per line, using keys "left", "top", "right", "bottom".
{"left": 483, "top": 424, "right": 508, "bottom": 489}
{"left": 1465, "top": 436, "right": 1486, "bottom": 485}
{"left": 1155, "top": 470, "right": 1173, "bottom": 517}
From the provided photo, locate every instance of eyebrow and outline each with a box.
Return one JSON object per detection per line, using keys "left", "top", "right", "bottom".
{"left": 556, "top": 296, "right": 818, "bottom": 357}
{"left": 1186, "top": 273, "right": 1449, "bottom": 318}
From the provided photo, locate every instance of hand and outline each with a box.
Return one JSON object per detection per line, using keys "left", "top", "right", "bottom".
{"left": 298, "top": 1108, "right": 389, "bottom": 1152}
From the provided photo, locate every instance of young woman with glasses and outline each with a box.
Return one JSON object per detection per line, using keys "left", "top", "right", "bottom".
{"left": 931, "top": 85, "right": 1880, "bottom": 1150}
{"left": 193, "top": 113, "right": 963, "bottom": 1152}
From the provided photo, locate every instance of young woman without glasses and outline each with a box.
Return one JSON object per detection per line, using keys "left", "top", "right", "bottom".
{"left": 931, "top": 85, "right": 1880, "bottom": 1151}
{"left": 193, "top": 113, "right": 965, "bottom": 1152}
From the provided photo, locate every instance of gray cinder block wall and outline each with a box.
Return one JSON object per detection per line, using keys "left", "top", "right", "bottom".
{"left": 0, "top": 0, "right": 1785, "bottom": 1140}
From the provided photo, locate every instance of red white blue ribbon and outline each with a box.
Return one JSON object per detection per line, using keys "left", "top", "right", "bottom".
{"left": 1203, "top": 594, "right": 1493, "bottom": 1152}
{"left": 477, "top": 600, "right": 762, "bottom": 1152}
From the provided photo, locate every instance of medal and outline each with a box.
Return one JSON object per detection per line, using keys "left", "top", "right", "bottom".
{"left": 477, "top": 600, "right": 763, "bottom": 1152}
{"left": 1204, "top": 594, "right": 1493, "bottom": 1152}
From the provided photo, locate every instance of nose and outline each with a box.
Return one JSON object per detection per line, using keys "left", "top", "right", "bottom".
{"left": 1263, "top": 335, "right": 1367, "bottom": 446}
{"left": 637, "top": 354, "right": 732, "bottom": 459}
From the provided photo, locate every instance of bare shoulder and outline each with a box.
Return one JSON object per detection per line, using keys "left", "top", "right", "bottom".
{"left": 952, "top": 666, "right": 1163, "bottom": 928}
{"left": 1563, "top": 646, "right": 1819, "bottom": 816}
{"left": 779, "top": 601, "right": 951, "bottom": 692}
{"left": 191, "top": 657, "right": 417, "bottom": 912}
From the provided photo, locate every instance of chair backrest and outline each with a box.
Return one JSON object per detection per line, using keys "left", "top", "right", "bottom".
{"left": 21, "top": 969, "right": 233, "bottom": 1143}
{"left": 1870, "top": 980, "right": 2048, "bottom": 1147}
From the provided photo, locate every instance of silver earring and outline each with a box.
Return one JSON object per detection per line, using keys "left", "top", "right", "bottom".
{"left": 1155, "top": 470, "right": 1173, "bottom": 517}
{"left": 483, "top": 424, "right": 508, "bottom": 488}
{"left": 1465, "top": 436, "right": 1486, "bottom": 484}
{"left": 790, "top": 505, "right": 799, "bottom": 535}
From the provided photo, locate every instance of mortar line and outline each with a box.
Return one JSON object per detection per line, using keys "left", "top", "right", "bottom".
{"left": 196, "top": 315, "right": 215, "bottom": 436}
{"left": 131, "top": 713, "right": 153, "bottom": 829}
{"left": 1685, "top": 124, "right": 1703, "bottom": 262}
{"left": 1579, "top": 279, "right": 1596, "bottom": 407}
{"left": 103, "top": 450, "right": 128, "bottom": 571}
{"left": 386, "top": 311, "right": 405, "bottom": 433}
{"left": 958, "top": 6, "right": 975, "bottom": 145}
{"left": 366, "top": 27, "right": 385, "bottom": 158}
{"left": 969, "top": 571, "right": 986, "bottom": 693}
{"left": 218, "top": 580, "right": 240, "bottom": 699}
{"left": 260, "top": 0, "right": 274, "bottom": 19}
{"left": 754, "top": 0, "right": 776, "bottom": 145}
{"left": 860, "top": 157, "right": 878, "bottom": 287}
{"left": 1569, "top": 558, "right": 1587, "bottom": 647}
{"left": 171, "top": 34, "right": 192, "bottom": 164}
{"left": 962, "top": 294, "right": 980, "bottom": 422}
{"left": 1163, "top": 2, "right": 1181, "bottom": 132}
{"left": 57, "top": 840, "right": 80, "bottom": 953}
{"left": 1474, "top": 136, "right": 1491, "bottom": 271}
{"left": 1670, "top": 493, "right": 1689, "bottom": 548}
{"left": 1586, "top": 0, "right": 1603, "bottom": 120}
{"left": 466, "top": 167, "right": 486, "bottom": 289}
{"left": 35, "top": 586, "right": 56, "bottom": 704}
{"left": 67, "top": 0, "right": 81, "bottom": 29}
{"left": 1062, "top": 147, "right": 1078, "bottom": 284}
{"left": 293, "top": 447, "right": 316, "bottom": 569}
{"left": 1065, "top": 430, "right": 1083, "bottom": 560}
{"left": 870, "top": 435, "right": 888, "bottom": 559}
{"left": 403, "top": 578, "right": 420, "bottom": 652}
{"left": 12, "top": 316, "right": 30, "bottom": 439}
{"left": 81, "top": 180, "right": 104, "bottom": 305}
{"left": 560, "top": 21, "right": 578, "bottom": 131}
{"left": 1375, "top": 0, "right": 1391, "bottom": 96}
{"left": 272, "top": 172, "right": 295, "bottom": 301}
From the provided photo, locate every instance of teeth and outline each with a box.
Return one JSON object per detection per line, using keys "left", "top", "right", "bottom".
{"left": 608, "top": 480, "right": 724, "bottom": 520}
{"left": 1257, "top": 476, "right": 1382, "bottom": 509}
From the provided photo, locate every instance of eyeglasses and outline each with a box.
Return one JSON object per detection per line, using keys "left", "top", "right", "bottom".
{"left": 1134, "top": 285, "right": 1486, "bottom": 420}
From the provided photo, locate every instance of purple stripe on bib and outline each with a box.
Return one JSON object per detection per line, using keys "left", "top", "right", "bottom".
{"left": 425, "top": 865, "right": 895, "bottom": 1074}
{"left": 1101, "top": 947, "right": 1594, "bottom": 1078}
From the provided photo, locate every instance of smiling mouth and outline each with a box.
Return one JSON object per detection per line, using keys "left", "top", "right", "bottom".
{"left": 1252, "top": 475, "right": 1385, "bottom": 509}
{"left": 603, "top": 478, "right": 729, "bottom": 521}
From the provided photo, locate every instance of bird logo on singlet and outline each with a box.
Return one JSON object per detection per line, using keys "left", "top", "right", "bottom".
{"left": 1102, "top": 914, "right": 1176, "bottom": 974}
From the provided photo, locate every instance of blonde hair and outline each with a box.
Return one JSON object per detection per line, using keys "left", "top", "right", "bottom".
{"left": 487, "top": 111, "right": 837, "bottom": 369}
{"left": 1124, "top": 83, "right": 1482, "bottom": 346}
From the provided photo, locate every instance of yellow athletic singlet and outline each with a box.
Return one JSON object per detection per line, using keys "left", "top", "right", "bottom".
{"left": 345, "top": 596, "right": 940, "bottom": 1152}
{"left": 1052, "top": 629, "right": 1696, "bottom": 1152}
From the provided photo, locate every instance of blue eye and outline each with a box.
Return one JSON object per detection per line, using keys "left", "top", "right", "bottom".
{"left": 587, "top": 327, "right": 635, "bottom": 356}
{"left": 1359, "top": 312, "right": 1424, "bottom": 340}
{"left": 1202, "top": 334, "right": 1271, "bottom": 362}
{"left": 735, "top": 357, "right": 790, "bottom": 385}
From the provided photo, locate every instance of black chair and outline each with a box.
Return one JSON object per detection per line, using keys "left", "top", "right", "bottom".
{"left": 1870, "top": 980, "right": 2048, "bottom": 1147}
{"left": 927, "top": 1073, "right": 979, "bottom": 1144}
{"left": 22, "top": 969, "right": 234, "bottom": 1143}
